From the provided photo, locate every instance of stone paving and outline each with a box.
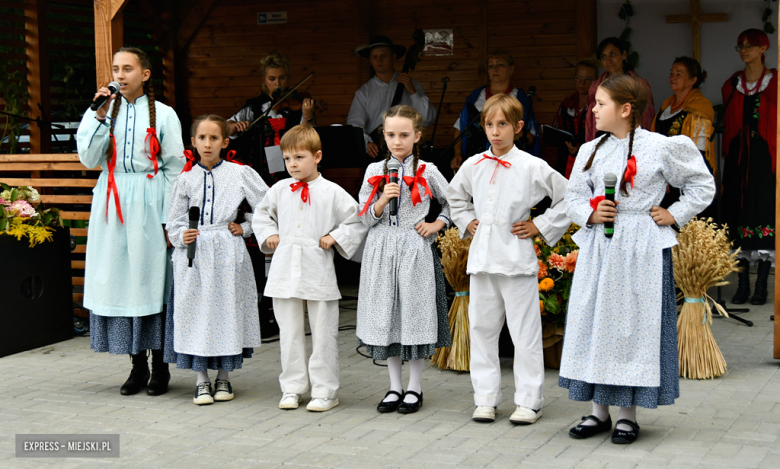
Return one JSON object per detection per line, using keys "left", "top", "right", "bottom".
{"left": 0, "top": 271, "right": 777, "bottom": 469}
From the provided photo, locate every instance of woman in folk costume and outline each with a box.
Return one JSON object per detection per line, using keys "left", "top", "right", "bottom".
{"left": 559, "top": 75, "right": 715, "bottom": 444}
{"left": 720, "top": 29, "right": 777, "bottom": 306}
{"left": 585, "top": 37, "right": 655, "bottom": 142}
{"left": 164, "top": 115, "right": 267, "bottom": 405}
{"left": 651, "top": 56, "right": 716, "bottom": 220}
{"left": 76, "top": 47, "right": 185, "bottom": 396}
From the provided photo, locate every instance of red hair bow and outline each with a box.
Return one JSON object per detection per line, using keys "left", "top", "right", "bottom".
{"left": 145, "top": 128, "right": 160, "bottom": 179}
{"left": 181, "top": 150, "right": 196, "bottom": 173}
{"left": 358, "top": 175, "right": 391, "bottom": 216}
{"left": 290, "top": 181, "right": 310, "bottom": 204}
{"left": 402, "top": 164, "right": 432, "bottom": 206}
{"left": 624, "top": 155, "right": 637, "bottom": 189}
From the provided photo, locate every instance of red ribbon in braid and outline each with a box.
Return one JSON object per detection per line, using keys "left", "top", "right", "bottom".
{"left": 181, "top": 150, "right": 196, "bottom": 173}
{"left": 144, "top": 128, "right": 160, "bottom": 179}
{"left": 106, "top": 134, "right": 124, "bottom": 224}
{"left": 402, "top": 164, "right": 432, "bottom": 206}
{"left": 358, "top": 175, "right": 391, "bottom": 216}
{"left": 624, "top": 155, "right": 637, "bottom": 189}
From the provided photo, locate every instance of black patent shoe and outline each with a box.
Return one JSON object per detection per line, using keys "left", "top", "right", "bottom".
{"left": 750, "top": 259, "right": 771, "bottom": 305}
{"left": 397, "top": 391, "right": 423, "bottom": 414}
{"left": 377, "top": 390, "right": 404, "bottom": 413}
{"left": 147, "top": 367, "right": 170, "bottom": 396}
{"left": 120, "top": 353, "right": 150, "bottom": 396}
{"left": 731, "top": 258, "right": 751, "bottom": 304}
{"left": 569, "top": 414, "right": 612, "bottom": 439}
{"left": 612, "top": 419, "right": 640, "bottom": 444}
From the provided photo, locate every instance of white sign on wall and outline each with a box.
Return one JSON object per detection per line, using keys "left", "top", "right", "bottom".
{"left": 257, "top": 11, "right": 287, "bottom": 25}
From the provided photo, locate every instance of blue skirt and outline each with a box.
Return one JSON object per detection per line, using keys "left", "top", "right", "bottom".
{"left": 89, "top": 312, "right": 163, "bottom": 355}
{"left": 558, "top": 248, "right": 679, "bottom": 409}
{"left": 163, "top": 274, "right": 253, "bottom": 371}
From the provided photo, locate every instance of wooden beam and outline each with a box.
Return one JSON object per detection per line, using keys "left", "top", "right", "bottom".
{"left": 576, "top": 0, "right": 597, "bottom": 61}
{"left": 775, "top": 5, "right": 780, "bottom": 360}
{"left": 176, "top": 0, "right": 219, "bottom": 52}
{"left": 24, "top": 0, "right": 51, "bottom": 154}
{"left": 94, "top": 0, "right": 112, "bottom": 88}
{"left": 110, "top": 0, "right": 130, "bottom": 20}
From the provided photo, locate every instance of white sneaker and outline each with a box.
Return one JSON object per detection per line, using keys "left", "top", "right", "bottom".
{"left": 193, "top": 382, "right": 214, "bottom": 406}
{"left": 279, "top": 393, "right": 302, "bottom": 409}
{"left": 306, "top": 397, "right": 339, "bottom": 412}
{"left": 472, "top": 406, "right": 496, "bottom": 422}
{"left": 509, "top": 405, "right": 542, "bottom": 425}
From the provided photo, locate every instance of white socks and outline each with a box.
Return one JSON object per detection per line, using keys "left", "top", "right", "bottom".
{"left": 616, "top": 405, "right": 637, "bottom": 430}
{"left": 581, "top": 402, "right": 610, "bottom": 427}
{"left": 216, "top": 369, "right": 229, "bottom": 381}
{"left": 404, "top": 359, "right": 424, "bottom": 404}
{"left": 196, "top": 371, "right": 209, "bottom": 385}
{"left": 383, "top": 357, "right": 403, "bottom": 403}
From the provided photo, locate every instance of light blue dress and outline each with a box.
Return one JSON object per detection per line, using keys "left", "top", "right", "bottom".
{"left": 559, "top": 129, "right": 715, "bottom": 394}
{"left": 76, "top": 95, "right": 185, "bottom": 326}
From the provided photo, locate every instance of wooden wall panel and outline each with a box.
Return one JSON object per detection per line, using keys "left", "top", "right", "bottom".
{"left": 183, "top": 0, "right": 591, "bottom": 152}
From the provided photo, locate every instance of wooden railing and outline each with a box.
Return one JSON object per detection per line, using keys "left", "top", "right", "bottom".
{"left": 0, "top": 154, "right": 99, "bottom": 304}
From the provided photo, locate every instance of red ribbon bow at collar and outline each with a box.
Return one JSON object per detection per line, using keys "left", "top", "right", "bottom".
{"left": 225, "top": 150, "right": 244, "bottom": 165}
{"left": 402, "top": 164, "right": 432, "bottom": 206}
{"left": 358, "top": 174, "right": 391, "bottom": 216}
{"left": 290, "top": 181, "right": 310, "bottom": 204}
{"left": 269, "top": 117, "right": 287, "bottom": 146}
{"left": 624, "top": 155, "right": 637, "bottom": 189}
{"left": 181, "top": 150, "right": 196, "bottom": 173}
{"left": 106, "top": 134, "right": 124, "bottom": 224}
{"left": 145, "top": 128, "right": 160, "bottom": 179}
{"left": 476, "top": 153, "right": 512, "bottom": 183}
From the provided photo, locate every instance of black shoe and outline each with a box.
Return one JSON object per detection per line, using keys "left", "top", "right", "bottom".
{"left": 147, "top": 350, "right": 170, "bottom": 396}
{"left": 213, "top": 379, "right": 234, "bottom": 402}
{"left": 397, "top": 391, "right": 423, "bottom": 414}
{"left": 569, "top": 414, "right": 613, "bottom": 439}
{"left": 731, "top": 258, "right": 751, "bottom": 304}
{"left": 612, "top": 419, "right": 640, "bottom": 444}
{"left": 120, "top": 352, "right": 150, "bottom": 396}
{"left": 750, "top": 259, "right": 771, "bottom": 305}
{"left": 377, "top": 390, "right": 404, "bottom": 413}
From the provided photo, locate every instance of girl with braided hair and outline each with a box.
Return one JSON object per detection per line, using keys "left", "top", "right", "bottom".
{"left": 559, "top": 75, "right": 715, "bottom": 444}
{"left": 356, "top": 105, "right": 452, "bottom": 414}
{"left": 76, "top": 47, "right": 185, "bottom": 396}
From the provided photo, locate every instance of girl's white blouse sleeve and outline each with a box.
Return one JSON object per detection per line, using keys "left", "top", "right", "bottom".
{"left": 157, "top": 106, "right": 186, "bottom": 223}
{"left": 661, "top": 136, "right": 716, "bottom": 227}
{"left": 165, "top": 175, "right": 190, "bottom": 249}
{"left": 239, "top": 166, "right": 269, "bottom": 238}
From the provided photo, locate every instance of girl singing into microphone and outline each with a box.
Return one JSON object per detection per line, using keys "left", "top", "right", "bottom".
{"left": 356, "top": 105, "right": 452, "bottom": 414}
{"left": 559, "top": 75, "right": 715, "bottom": 444}
{"left": 164, "top": 115, "right": 268, "bottom": 405}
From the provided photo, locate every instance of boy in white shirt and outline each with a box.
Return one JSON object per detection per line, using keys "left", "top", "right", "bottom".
{"left": 253, "top": 126, "right": 367, "bottom": 412}
{"left": 446, "top": 94, "right": 570, "bottom": 424}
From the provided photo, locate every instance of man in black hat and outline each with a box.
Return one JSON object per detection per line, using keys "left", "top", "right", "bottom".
{"left": 347, "top": 36, "right": 436, "bottom": 158}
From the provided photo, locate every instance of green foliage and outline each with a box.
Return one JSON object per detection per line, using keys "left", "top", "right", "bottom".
{"left": 763, "top": 2, "right": 775, "bottom": 34}
{"left": 617, "top": 1, "right": 640, "bottom": 70}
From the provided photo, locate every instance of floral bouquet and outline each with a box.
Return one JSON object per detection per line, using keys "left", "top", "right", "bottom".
{"left": 0, "top": 183, "right": 63, "bottom": 247}
{"left": 431, "top": 227, "right": 472, "bottom": 371}
{"left": 535, "top": 224, "right": 579, "bottom": 367}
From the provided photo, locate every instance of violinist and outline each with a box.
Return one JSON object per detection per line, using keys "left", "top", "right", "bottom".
{"left": 347, "top": 36, "right": 436, "bottom": 158}
{"left": 227, "top": 49, "right": 316, "bottom": 140}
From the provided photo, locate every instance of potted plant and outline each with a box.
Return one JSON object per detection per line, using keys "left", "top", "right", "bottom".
{"left": 535, "top": 223, "right": 579, "bottom": 369}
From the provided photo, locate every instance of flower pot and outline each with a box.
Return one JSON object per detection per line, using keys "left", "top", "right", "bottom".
{"left": 0, "top": 227, "right": 73, "bottom": 357}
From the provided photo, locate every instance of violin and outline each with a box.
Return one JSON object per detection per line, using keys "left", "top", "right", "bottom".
{"left": 271, "top": 87, "right": 328, "bottom": 113}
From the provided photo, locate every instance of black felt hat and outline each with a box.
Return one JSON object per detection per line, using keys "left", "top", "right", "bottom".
{"left": 356, "top": 36, "right": 406, "bottom": 59}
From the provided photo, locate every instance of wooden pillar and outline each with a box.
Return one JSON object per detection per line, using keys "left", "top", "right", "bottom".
{"left": 94, "top": 0, "right": 129, "bottom": 88}
{"left": 576, "top": 0, "right": 597, "bottom": 60}
{"left": 25, "top": 0, "right": 51, "bottom": 154}
{"left": 773, "top": 6, "right": 780, "bottom": 360}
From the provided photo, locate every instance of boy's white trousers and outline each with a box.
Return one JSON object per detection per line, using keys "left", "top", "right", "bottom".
{"left": 273, "top": 298, "right": 340, "bottom": 399}
{"left": 469, "top": 273, "right": 545, "bottom": 409}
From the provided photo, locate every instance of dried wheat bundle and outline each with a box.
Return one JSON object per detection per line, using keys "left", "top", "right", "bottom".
{"left": 432, "top": 228, "right": 472, "bottom": 371}
{"left": 672, "top": 217, "right": 739, "bottom": 379}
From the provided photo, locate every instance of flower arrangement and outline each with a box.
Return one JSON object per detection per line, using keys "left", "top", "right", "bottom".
{"left": 0, "top": 183, "right": 63, "bottom": 247}
{"left": 535, "top": 223, "right": 580, "bottom": 328}
{"left": 431, "top": 227, "right": 472, "bottom": 371}
{"left": 673, "top": 218, "right": 738, "bottom": 379}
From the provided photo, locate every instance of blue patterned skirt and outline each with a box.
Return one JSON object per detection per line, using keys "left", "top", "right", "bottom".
{"left": 362, "top": 243, "right": 453, "bottom": 361}
{"left": 558, "top": 248, "right": 679, "bottom": 409}
{"left": 90, "top": 312, "right": 164, "bottom": 355}
{"left": 163, "top": 274, "right": 253, "bottom": 372}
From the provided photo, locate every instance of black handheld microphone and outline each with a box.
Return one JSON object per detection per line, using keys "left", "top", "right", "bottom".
{"left": 387, "top": 159, "right": 400, "bottom": 216}
{"left": 603, "top": 172, "right": 618, "bottom": 238}
{"left": 187, "top": 206, "right": 200, "bottom": 267}
{"left": 90, "top": 82, "right": 121, "bottom": 111}
{"left": 527, "top": 86, "right": 537, "bottom": 99}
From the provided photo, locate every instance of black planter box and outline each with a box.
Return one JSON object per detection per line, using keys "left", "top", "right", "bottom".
{"left": 0, "top": 227, "right": 74, "bottom": 357}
